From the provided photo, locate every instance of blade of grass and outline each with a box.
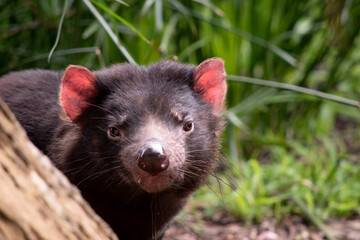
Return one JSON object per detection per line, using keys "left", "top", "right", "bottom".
{"left": 292, "top": 197, "right": 336, "bottom": 240}
{"left": 140, "top": 0, "right": 155, "bottom": 16}
{"left": 90, "top": 0, "right": 150, "bottom": 44}
{"left": 227, "top": 88, "right": 277, "bottom": 115}
{"left": 82, "top": 0, "right": 136, "bottom": 64}
{"left": 155, "top": 0, "right": 164, "bottom": 32}
{"left": 114, "top": 0, "right": 129, "bottom": 7}
{"left": 159, "top": 14, "right": 180, "bottom": 55}
{"left": 168, "top": 2, "right": 297, "bottom": 66}
{"left": 48, "top": 0, "right": 70, "bottom": 63}
{"left": 82, "top": 22, "right": 99, "bottom": 39}
{"left": 227, "top": 75, "right": 360, "bottom": 108}
{"left": 192, "top": 0, "right": 224, "bottom": 16}
{"left": 177, "top": 37, "right": 210, "bottom": 61}
{"left": 227, "top": 124, "right": 239, "bottom": 162}
{"left": 170, "top": 0, "right": 191, "bottom": 15}
{"left": 22, "top": 47, "right": 99, "bottom": 66}
{"left": 168, "top": 0, "right": 198, "bottom": 36}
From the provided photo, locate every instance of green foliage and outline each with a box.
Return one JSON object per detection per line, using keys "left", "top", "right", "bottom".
{"left": 1, "top": 0, "right": 360, "bottom": 229}
{"left": 220, "top": 144, "right": 360, "bottom": 221}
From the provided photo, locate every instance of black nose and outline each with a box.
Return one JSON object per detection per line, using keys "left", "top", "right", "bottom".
{"left": 137, "top": 146, "right": 169, "bottom": 175}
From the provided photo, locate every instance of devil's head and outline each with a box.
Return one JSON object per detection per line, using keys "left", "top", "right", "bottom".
{"left": 59, "top": 59, "right": 227, "bottom": 194}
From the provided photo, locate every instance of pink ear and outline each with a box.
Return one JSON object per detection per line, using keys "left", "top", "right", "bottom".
{"left": 60, "top": 65, "right": 98, "bottom": 122}
{"left": 194, "top": 58, "right": 227, "bottom": 114}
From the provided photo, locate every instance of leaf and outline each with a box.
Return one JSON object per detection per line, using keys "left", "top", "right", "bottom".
{"left": 90, "top": 0, "right": 150, "bottom": 43}
{"left": 48, "top": 0, "right": 72, "bottom": 63}
{"left": 82, "top": 0, "right": 136, "bottom": 64}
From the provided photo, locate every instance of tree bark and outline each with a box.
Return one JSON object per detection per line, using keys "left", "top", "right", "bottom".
{"left": 0, "top": 99, "right": 118, "bottom": 240}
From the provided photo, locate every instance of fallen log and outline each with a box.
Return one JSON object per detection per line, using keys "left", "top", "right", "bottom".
{"left": 0, "top": 98, "right": 118, "bottom": 240}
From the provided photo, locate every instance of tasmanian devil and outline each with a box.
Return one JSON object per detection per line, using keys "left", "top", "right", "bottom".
{"left": 0, "top": 58, "right": 227, "bottom": 240}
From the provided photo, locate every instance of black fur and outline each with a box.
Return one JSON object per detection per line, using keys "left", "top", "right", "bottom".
{"left": 0, "top": 61, "right": 224, "bottom": 240}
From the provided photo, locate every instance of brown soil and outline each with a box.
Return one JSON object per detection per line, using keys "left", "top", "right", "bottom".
{"left": 164, "top": 210, "right": 360, "bottom": 240}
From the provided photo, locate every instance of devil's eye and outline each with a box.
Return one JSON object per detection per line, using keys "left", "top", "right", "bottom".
{"left": 183, "top": 121, "right": 193, "bottom": 132}
{"left": 108, "top": 126, "right": 121, "bottom": 138}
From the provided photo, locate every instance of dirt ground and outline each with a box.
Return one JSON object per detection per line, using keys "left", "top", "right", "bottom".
{"left": 163, "top": 210, "right": 360, "bottom": 240}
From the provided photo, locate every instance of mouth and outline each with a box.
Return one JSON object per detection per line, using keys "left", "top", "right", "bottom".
{"left": 135, "top": 172, "right": 178, "bottom": 193}
{"left": 122, "top": 143, "right": 186, "bottom": 193}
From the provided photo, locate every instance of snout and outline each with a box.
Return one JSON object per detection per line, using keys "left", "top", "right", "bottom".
{"left": 123, "top": 118, "right": 186, "bottom": 193}
{"left": 137, "top": 142, "right": 170, "bottom": 175}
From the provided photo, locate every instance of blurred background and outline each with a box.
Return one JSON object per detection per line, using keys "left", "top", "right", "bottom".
{"left": 1, "top": 0, "right": 360, "bottom": 237}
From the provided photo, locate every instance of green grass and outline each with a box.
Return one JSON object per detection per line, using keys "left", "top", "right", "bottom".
{"left": 1, "top": 0, "right": 360, "bottom": 235}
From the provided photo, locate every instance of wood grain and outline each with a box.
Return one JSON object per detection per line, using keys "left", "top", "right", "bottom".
{"left": 0, "top": 99, "right": 118, "bottom": 240}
